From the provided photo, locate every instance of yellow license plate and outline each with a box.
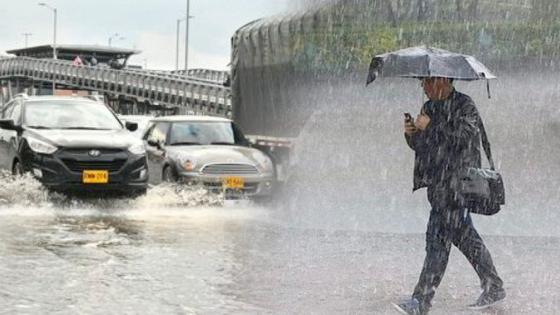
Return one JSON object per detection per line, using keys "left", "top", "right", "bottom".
{"left": 83, "top": 170, "right": 109, "bottom": 184}
{"left": 223, "top": 176, "right": 245, "bottom": 189}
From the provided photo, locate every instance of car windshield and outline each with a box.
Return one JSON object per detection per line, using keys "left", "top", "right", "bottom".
{"left": 24, "top": 100, "right": 122, "bottom": 130}
{"left": 168, "top": 121, "right": 236, "bottom": 145}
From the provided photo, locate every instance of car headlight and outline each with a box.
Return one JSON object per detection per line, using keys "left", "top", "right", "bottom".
{"left": 255, "top": 154, "right": 273, "bottom": 171}
{"left": 178, "top": 156, "right": 196, "bottom": 171}
{"left": 261, "top": 157, "right": 273, "bottom": 169}
{"left": 27, "top": 137, "right": 57, "bottom": 154}
{"left": 128, "top": 143, "right": 146, "bottom": 155}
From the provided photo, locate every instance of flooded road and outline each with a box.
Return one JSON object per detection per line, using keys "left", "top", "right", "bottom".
{"left": 0, "top": 177, "right": 559, "bottom": 315}
{"left": 0, "top": 206, "right": 268, "bottom": 314}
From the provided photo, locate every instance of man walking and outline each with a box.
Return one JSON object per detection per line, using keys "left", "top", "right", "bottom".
{"left": 393, "top": 77, "right": 506, "bottom": 315}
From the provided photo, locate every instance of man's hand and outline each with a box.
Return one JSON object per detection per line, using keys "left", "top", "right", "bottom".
{"left": 404, "top": 118, "right": 417, "bottom": 136}
{"left": 415, "top": 112, "right": 431, "bottom": 131}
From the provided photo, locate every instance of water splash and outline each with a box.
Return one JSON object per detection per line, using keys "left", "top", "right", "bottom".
{"left": 0, "top": 172, "right": 224, "bottom": 211}
{"left": 133, "top": 184, "right": 224, "bottom": 208}
{"left": 0, "top": 171, "right": 52, "bottom": 208}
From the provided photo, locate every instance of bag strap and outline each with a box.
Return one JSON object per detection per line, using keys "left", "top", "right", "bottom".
{"left": 478, "top": 117, "right": 495, "bottom": 170}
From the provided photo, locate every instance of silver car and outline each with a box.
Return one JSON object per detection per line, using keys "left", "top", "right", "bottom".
{"left": 143, "top": 115, "right": 275, "bottom": 197}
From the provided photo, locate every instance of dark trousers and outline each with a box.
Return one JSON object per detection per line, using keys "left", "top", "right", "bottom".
{"left": 412, "top": 186, "right": 504, "bottom": 310}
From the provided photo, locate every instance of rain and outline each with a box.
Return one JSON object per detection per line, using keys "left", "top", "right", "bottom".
{"left": 1, "top": 0, "right": 560, "bottom": 314}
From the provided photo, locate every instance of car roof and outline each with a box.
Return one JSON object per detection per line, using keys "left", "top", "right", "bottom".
{"left": 150, "top": 115, "right": 232, "bottom": 123}
{"left": 119, "top": 115, "right": 155, "bottom": 120}
{"left": 20, "top": 95, "right": 100, "bottom": 104}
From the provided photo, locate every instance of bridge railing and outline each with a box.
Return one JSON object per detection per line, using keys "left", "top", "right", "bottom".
{"left": 0, "top": 57, "right": 232, "bottom": 117}
{"left": 121, "top": 68, "right": 226, "bottom": 86}
{"left": 172, "top": 69, "right": 230, "bottom": 84}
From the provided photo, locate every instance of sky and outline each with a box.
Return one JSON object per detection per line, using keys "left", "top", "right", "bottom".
{"left": 0, "top": 0, "right": 290, "bottom": 70}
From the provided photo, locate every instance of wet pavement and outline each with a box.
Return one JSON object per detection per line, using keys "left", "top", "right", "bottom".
{"left": 0, "top": 183, "right": 558, "bottom": 315}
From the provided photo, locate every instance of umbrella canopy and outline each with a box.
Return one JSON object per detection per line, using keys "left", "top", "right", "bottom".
{"left": 366, "top": 46, "right": 496, "bottom": 85}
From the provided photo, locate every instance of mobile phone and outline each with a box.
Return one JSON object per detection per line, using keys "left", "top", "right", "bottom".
{"left": 404, "top": 113, "right": 413, "bottom": 122}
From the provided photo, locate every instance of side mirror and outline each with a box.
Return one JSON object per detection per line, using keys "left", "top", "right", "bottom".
{"left": 125, "top": 121, "right": 138, "bottom": 132}
{"left": 0, "top": 119, "right": 20, "bottom": 131}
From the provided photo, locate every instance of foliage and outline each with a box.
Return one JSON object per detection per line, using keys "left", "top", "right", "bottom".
{"left": 236, "top": 1, "right": 560, "bottom": 73}
{"left": 289, "top": 20, "right": 560, "bottom": 72}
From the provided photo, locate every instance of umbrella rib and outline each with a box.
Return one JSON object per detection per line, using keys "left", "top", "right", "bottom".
{"left": 459, "top": 55, "right": 481, "bottom": 79}
{"left": 425, "top": 53, "right": 431, "bottom": 77}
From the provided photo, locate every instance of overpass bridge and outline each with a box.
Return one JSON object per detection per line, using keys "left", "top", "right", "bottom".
{"left": 0, "top": 56, "right": 232, "bottom": 117}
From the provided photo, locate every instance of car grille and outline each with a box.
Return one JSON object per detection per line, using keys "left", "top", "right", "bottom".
{"left": 61, "top": 159, "right": 127, "bottom": 173}
{"left": 62, "top": 148, "right": 125, "bottom": 155}
{"left": 201, "top": 164, "right": 259, "bottom": 175}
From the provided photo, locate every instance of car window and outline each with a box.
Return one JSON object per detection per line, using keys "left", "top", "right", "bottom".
{"left": 1, "top": 102, "right": 14, "bottom": 119}
{"left": 142, "top": 122, "right": 155, "bottom": 140}
{"left": 168, "top": 122, "right": 236, "bottom": 145}
{"left": 10, "top": 102, "right": 22, "bottom": 124}
{"left": 232, "top": 123, "right": 249, "bottom": 146}
{"left": 23, "top": 100, "right": 122, "bottom": 130}
{"left": 147, "top": 122, "right": 170, "bottom": 144}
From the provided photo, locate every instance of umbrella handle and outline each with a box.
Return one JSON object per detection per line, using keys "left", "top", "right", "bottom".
{"left": 486, "top": 80, "right": 492, "bottom": 99}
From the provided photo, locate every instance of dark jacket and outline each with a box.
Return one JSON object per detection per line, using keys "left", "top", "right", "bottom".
{"left": 405, "top": 90, "right": 482, "bottom": 194}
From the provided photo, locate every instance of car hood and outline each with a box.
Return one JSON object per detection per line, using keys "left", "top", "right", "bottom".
{"left": 165, "top": 145, "right": 273, "bottom": 171}
{"left": 27, "top": 129, "right": 139, "bottom": 148}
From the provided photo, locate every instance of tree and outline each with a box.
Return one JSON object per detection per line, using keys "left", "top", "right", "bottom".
{"left": 384, "top": 0, "right": 414, "bottom": 26}
{"left": 385, "top": 0, "right": 399, "bottom": 26}
{"left": 456, "top": 0, "right": 464, "bottom": 21}
{"left": 417, "top": 0, "right": 430, "bottom": 21}
{"left": 531, "top": 0, "right": 559, "bottom": 22}
{"left": 466, "top": 0, "right": 479, "bottom": 21}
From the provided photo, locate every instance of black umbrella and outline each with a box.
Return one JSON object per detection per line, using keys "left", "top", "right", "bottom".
{"left": 366, "top": 46, "right": 496, "bottom": 97}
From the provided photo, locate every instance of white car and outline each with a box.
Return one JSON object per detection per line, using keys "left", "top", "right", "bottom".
{"left": 142, "top": 115, "right": 276, "bottom": 198}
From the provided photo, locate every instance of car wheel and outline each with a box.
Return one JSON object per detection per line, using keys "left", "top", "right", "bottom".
{"left": 162, "top": 166, "right": 177, "bottom": 182}
{"left": 129, "top": 188, "right": 148, "bottom": 198}
{"left": 12, "top": 161, "right": 24, "bottom": 176}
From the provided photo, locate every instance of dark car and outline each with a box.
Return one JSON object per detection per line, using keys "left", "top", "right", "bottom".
{"left": 0, "top": 95, "right": 148, "bottom": 195}
{"left": 143, "top": 115, "right": 275, "bottom": 198}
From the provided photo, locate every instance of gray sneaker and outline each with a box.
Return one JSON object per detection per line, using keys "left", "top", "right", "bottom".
{"left": 467, "top": 288, "right": 506, "bottom": 310}
{"left": 392, "top": 298, "right": 427, "bottom": 315}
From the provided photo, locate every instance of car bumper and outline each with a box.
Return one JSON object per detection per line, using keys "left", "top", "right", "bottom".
{"left": 21, "top": 148, "right": 149, "bottom": 194}
{"left": 176, "top": 171, "right": 275, "bottom": 197}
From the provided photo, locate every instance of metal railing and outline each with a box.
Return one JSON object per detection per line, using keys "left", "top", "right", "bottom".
{"left": 0, "top": 57, "right": 232, "bottom": 117}
{"left": 123, "top": 68, "right": 225, "bottom": 86}
{"left": 172, "top": 69, "right": 230, "bottom": 84}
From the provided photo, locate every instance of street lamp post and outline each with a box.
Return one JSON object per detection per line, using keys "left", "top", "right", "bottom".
{"left": 38, "top": 2, "right": 57, "bottom": 94}
{"left": 38, "top": 2, "right": 57, "bottom": 59}
{"left": 176, "top": 18, "right": 185, "bottom": 71}
{"left": 108, "top": 33, "right": 125, "bottom": 47}
{"left": 184, "top": 0, "right": 194, "bottom": 71}
{"left": 22, "top": 33, "right": 33, "bottom": 48}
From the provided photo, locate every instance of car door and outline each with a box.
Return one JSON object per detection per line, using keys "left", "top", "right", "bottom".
{"left": 144, "top": 122, "right": 170, "bottom": 184}
{"left": 6, "top": 101, "right": 23, "bottom": 170}
{"left": 0, "top": 101, "right": 15, "bottom": 170}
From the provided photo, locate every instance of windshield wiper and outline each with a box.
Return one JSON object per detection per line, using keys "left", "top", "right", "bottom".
{"left": 59, "top": 127, "right": 112, "bottom": 130}
{"left": 169, "top": 142, "right": 201, "bottom": 146}
{"left": 26, "top": 126, "right": 52, "bottom": 130}
{"left": 210, "top": 142, "right": 235, "bottom": 145}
